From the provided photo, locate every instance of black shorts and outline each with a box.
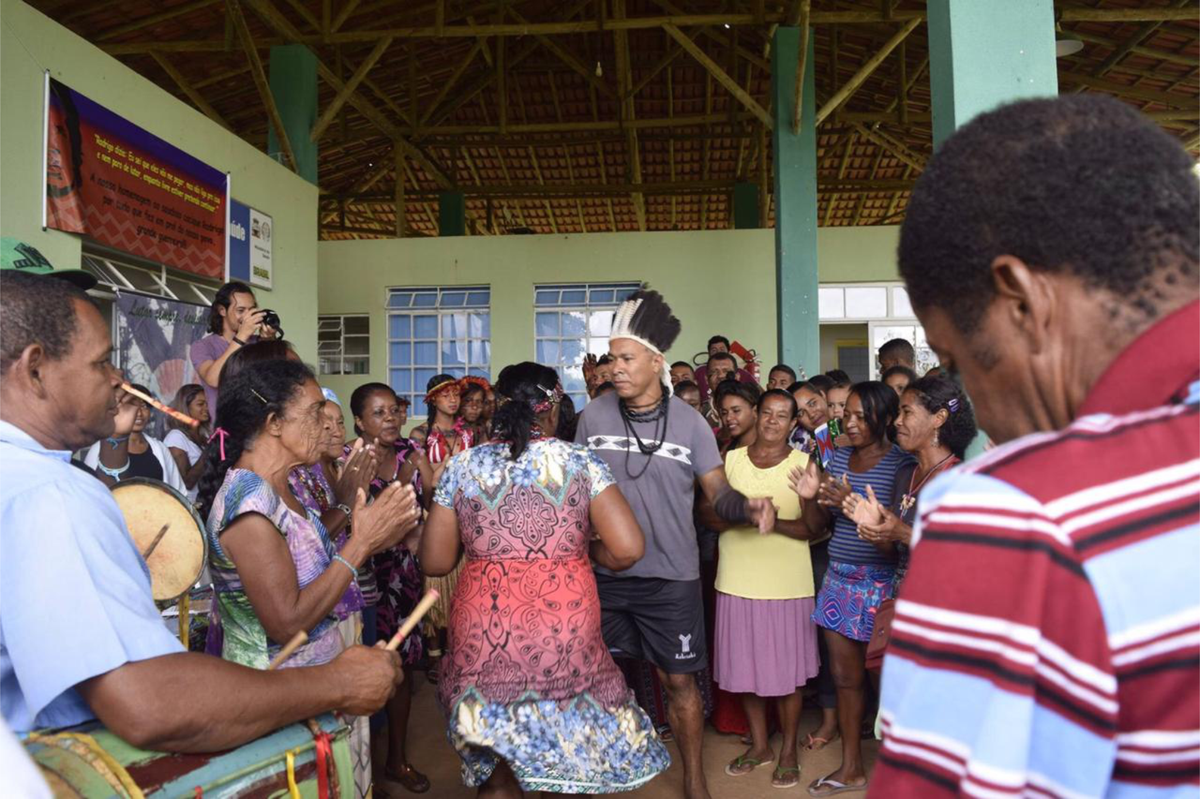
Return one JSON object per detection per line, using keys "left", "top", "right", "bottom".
{"left": 596, "top": 574, "right": 708, "bottom": 674}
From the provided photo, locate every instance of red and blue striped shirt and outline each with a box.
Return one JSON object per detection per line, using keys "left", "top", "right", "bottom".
{"left": 872, "top": 300, "right": 1200, "bottom": 798}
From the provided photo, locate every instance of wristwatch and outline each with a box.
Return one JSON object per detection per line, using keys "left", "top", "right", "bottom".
{"left": 335, "top": 503, "right": 352, "bottom": 518}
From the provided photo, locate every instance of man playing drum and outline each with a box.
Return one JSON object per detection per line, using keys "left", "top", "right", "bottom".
{"left": 0, "top": 270, "right": 402, "bottom": 752}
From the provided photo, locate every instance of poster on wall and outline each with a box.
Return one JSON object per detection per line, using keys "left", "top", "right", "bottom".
{"left": 115, "top": 291, "right": 209, "bottom": 439}
{"left": 44, "top": 76, "right": 228, "bottom": 280}
{"left": 227, "top": 200, "right": 272, "bottom": 288}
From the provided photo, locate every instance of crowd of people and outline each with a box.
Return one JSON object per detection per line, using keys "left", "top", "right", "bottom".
{"left": 0, "top": 95, "right": 1196, "bottom": 799}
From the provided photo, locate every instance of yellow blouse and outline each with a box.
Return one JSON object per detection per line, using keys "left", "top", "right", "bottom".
{"left": 715, "top": 447, "right": 814, "bottom": 600}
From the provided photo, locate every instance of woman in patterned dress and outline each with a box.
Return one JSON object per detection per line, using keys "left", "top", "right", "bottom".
{"left": 198, "top": 361, "right": 419, "bottom": 672}
{"left": 421, "top": 362, "right": 670, "bottom": 797}
{"left": 348, "top": 382, "right": 439, "bottom": 794}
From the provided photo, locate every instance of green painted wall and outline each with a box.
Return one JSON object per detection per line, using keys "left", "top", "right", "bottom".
{"left": 317, "top": 226, "right": 902, "bottom": 421}
{"left": 0, "top": 0, "right": 319, "bottom": 360}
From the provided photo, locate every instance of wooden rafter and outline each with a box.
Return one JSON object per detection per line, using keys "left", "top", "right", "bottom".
{"left": 394, "top": 146, "right": 406, "bottom": 237}
{"left": 418, "top": 40, "right": 485, "bottom": 127}
{"left": 549, "top": 71, "right": 587, "bottom": 233}
{"left": 816, "top": 17, "right": 922, "bottom": 126}
{"left": 664, "top": 23, "right": 773, "bottom": 130}
{"left": 310, "top": 36, "right": 394, "bottom": 142}
{"left": 614, "top": 0, "right": 646, "bottom": 232}
{"left": 149, "top": 51, "right": 231, "bottom": 130}
{"left": 226, "top": 0, "right": 296, "bottom": 171}
{"left": 849, "top": 121, "right": 926, "bottom": 172}
{"left": 792, "top": 0, "right": 811, "bottom": 133}
{"left": 823, "top": 133, "right": 854, "bottom": 226}
{"left": 94, "top": 0, "right": 220, "bottom": 42}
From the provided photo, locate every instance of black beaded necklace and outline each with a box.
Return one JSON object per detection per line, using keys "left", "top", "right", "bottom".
{"left": 618, "top": 387, "right": 670, "bottom": 479}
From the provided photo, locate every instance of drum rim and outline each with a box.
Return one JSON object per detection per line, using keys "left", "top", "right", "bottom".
{"left": 111, "top": 477, "right": 208, "bottom": 603}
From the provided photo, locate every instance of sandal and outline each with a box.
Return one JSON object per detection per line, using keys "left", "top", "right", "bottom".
{"left": 384, "top": 763, "right": 430, "bottom": 794}
{"left": 803, "top": 731, "right": 839, "bottom": 751}
{"left": 724, "top": 753, "right": 775, "bottom": 777}
{"left": 773, "top": 766, "right": 802, "bottom": 789}
{"left": 806, "top": 775, "right": 867, "bottom": 797}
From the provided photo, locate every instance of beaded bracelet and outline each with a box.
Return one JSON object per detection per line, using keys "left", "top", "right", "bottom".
{"left": 332, "top": 554, "right": 357, "bottom": 579}
{"left": 97, "top": 460, "right": 130, "bottom": 480}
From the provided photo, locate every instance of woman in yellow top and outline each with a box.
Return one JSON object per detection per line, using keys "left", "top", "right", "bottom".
{"left": 712, "top": 389, "right": 825, "bottom": 790}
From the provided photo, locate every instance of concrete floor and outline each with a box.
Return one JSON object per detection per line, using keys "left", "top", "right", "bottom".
{"left": 381, "top": 673, "right": 878, "bottom": 799}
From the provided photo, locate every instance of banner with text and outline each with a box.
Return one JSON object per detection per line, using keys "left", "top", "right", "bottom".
{"left": 45, "top": 78, "right": 227, "bottom": 279}
{"left": 115, "top": 291, "right": 210, "bottom": 439}
{"left": 228, "top": 199, "right": 273, "bottom": 288}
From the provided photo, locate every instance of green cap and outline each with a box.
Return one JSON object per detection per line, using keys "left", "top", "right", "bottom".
{"left": 0, "top": 237, "right": 97, "bottom": 290}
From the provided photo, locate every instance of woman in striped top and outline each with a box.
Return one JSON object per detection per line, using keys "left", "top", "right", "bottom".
{"left": 803, "top": 381, "right": 913, "bottom": 797}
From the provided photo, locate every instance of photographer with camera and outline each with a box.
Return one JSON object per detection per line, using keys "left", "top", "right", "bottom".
{"left": 190, "top": 281, "right": 280, "bottom": 421}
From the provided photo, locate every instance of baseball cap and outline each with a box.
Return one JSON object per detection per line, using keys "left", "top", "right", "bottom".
{"left": 0, "top": 237, "right": 97, "bottom": 290}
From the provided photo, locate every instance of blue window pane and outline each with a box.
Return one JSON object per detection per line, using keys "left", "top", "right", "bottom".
{"left": 415, "top": 369, "right": 438, "bottom": 392}
{"left": 442, "top": 291, "right": 466, "bottom": 307}
{"left": 470, "top": 341, "right": 490, "bottom": 365}
{"left": 535, "top": 290, "right": 559, "bottom": 306}
{"left": 536, "top": 312, "right": 559, "bottom": 337}
{"left": 413, "top": 292, "right": 437, "bottom": 307}
{"left": 616, "top": 287, "right": 637, "bottom": 302}
{"left": 442, "top": 340, "right": 466, "bottom": 366}
{"left": 469, "top": 313, "right": 490, "bottom": 338}
{"left": 466, "top": 291, "right": 489, "bottom": 307}
{"left": 570, "top": 392, "right": 587, "bottom": 409}
{"left": 561, "top": 289, "right": 586, "bottom": 305}
{"left": 414, "top": 341, "right": 438, "bottom": 364}
{"left": 446, "top": 368, "right": 465, "bottom": 378}
{"left": 388, "top": 292, "right": 412, "bottom": 308}
{"left": 590, "top": 289, "right": 614, "bottom": 304}
{"left": 561, "top": 339, "right": 584, "bottom": 364}
{"left": 562, "top": 312, "right": 586, "bottom": 337}
{"left": 390, "top": 342, "right": 412, "bottom": 365}
{"left": 411, "top": 397, "right": 427, "bottom": 418}
{"left": 389, "top": 368, "right": 412, "bottom": 393}
{"left": 469, "top": 367, "right": 490, "bottom": 378}
{"left": 414, "top": 316, "right": 438, "bottom": 338}
{"left": 442, "top": 313, "right": 467, "bottom": 338}
{"left": 536, "top": 340, "right": 560, "bottom": 364}
{"left": 562, "top": 367, "right": 585, "bottom": 393}
{"left": 389, "top": 315, "right": 411, "bottom": 339}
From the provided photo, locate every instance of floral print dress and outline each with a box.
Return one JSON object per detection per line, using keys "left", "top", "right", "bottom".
{"left": 434, "top": 437, "right": 670, "bottom": 794}
{"left": 345, "top": 440, "right": 425, "bottom": 667}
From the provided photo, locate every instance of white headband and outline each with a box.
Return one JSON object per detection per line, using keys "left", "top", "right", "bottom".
{"left": 609, "top": 333, "right": 674, "bottom": 398}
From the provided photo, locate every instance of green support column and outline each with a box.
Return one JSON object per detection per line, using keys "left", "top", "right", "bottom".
{"left": 732, "top": 182, "right": 760, "bottom": 229}
{"left": 439, "top": 191, "right": 466, "bottom": 237}
{"left": 772, "top": 28, "right": 819, "bottom": 378}
{"left": 927, "top": 0, "right": 1058, "bottom": 147}
{"left": 927, "top": 0, "right": 1057, "bottom": 457}
{"left": 268, "top": 45, "right": 319, "bottom": 184}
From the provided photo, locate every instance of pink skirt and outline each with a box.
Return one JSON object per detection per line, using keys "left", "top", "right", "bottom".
{"left": 713, "top": 593, "right": 820, "bottom": 697}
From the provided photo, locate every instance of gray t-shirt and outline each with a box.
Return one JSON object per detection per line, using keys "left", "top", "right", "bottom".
{"left": 576, "top": 392, "right": 723, "bottom": 581}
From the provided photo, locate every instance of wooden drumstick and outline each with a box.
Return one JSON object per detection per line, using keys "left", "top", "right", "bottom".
{"left": 121, "top": 382, "right": 200, "bottom": 428}
{"left": 141, "top": 523, "right": 170, "bottom": 560}
{"left": 268, "top": 631, "right": 309, "bottom": 669}
{"left": 385, "top": 590, "right": 440, "bottom": 652}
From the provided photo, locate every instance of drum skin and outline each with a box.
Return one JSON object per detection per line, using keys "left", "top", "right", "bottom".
{"left": 25, "top": 713, "right": 353, "bottom": 798}
{"left": 110, "top": 478, "right": 207, "bottom": 603}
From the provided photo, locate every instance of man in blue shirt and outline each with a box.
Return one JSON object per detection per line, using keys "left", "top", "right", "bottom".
{"left": 0, "top": 270, "right": 401, "bottom": 752}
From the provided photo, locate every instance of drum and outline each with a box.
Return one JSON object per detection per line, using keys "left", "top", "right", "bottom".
{"left": 25, "top": 713, "right": 353, "bottom": 798}
{"left": 110, "top": 478, "right": 207, "bottom": 603}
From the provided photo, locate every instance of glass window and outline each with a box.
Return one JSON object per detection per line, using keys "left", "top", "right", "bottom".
{"left": 533, "top": 282, "right": 640, "bottom": 408}
{"left": 317, "top": 314, "right": 370, "bottom": 376}
{"left": 388, "top": 286, "right": 491, "bottom": 416}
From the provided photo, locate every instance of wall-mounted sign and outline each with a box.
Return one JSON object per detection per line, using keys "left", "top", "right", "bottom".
{"left": 228, "top": 199, "right": 272, "bottom": 289}
{"left": 44, "top": 76, "right": 227, "bottom": 279}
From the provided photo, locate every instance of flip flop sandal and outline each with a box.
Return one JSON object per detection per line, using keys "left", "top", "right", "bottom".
{"left": 806, "top": 776, "right": 867, "bottom": 797}
{"left": 773, "top": 766, "right": 802, "bottom": 789}
{"left": 384, "top": 763, "right": 431, "bottom": 794}
{"left": 725, "top": 754, "right": 775, "bottom": 777}
{"left": 803, "top": 732, "right": 837, "bottom": 751}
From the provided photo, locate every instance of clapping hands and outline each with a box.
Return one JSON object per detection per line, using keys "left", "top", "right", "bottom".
{"left": 789, "top": 459, "right": 822, "bottom": 500}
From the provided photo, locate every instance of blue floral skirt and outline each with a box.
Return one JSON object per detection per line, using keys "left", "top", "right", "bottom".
{"left": 812, "top": 561, "right": 896, "bottom": 642}
{"left": 447, "top": 690, "right": 671, "bottom": 794}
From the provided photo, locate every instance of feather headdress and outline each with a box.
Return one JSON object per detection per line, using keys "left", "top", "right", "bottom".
{"left": 609, "top": 287, "right": 681, "bottom": 395}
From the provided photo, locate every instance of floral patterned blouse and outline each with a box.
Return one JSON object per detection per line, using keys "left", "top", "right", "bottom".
{"left": 433, "top": 437, "right": 634, "bottom": 709}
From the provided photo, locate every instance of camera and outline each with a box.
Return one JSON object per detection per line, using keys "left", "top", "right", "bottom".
{"left": 260, "top": 309, "right": 283, "bottom": 338}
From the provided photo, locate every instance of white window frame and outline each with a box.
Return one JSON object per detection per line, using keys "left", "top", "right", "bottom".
{"left": 386, "top": 286, "right": 491, "bottom": 416}
{"left": 534, "top": 282, "right": 640, "bottom": 406}
{"left": 317, "top": 314, "right": 370, "bottom": 375}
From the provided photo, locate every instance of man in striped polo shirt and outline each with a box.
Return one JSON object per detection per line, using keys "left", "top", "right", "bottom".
{"left": 871, "top": 96, "right": 1199, "bottom": 798}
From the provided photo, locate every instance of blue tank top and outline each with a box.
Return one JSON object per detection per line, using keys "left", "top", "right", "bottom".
{"left": 825, "top": 444, "right": 914, "bottom": 566}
